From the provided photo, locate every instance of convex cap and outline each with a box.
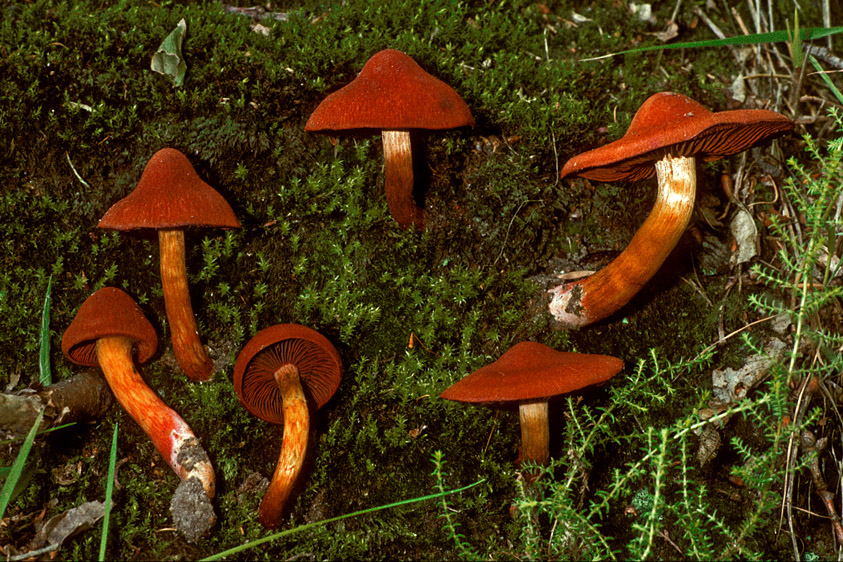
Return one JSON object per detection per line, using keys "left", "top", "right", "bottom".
{"left": 560, "top": 92, "right": 794, "bottom": 182}
{"left": 440, "top": 341, "right": 623, "bottom": 404}
{"left": 62, "top": 287, "right": 158, "bottom": 366}
{"left": 305, "top": 49, "right": 475, "bottom": 132}
{"left": 98, "top": 148, "right": 240, "bottom": 230}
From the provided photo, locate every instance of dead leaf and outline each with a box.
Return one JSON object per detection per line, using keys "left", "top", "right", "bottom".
{"left": 730, "top": 208, "right": 758, "bottom": 266}
{"left": 696, "top": 425, "right": 721, "bottom": 466}
{"left": 645, "top": 21, "right": 679, "bottom": 42}
{"left": 251, "top": 22, "right": 272, "bottom": 36}
{"left": 629, "top": 3, "right": 657, "bottom": 24}
{"left": 730, "top": 73, "right": 747, "bottom": 103}
{"left": 27, "top": 501, "right": 104, "bottom": 551}
{"left": 711, "top": 338, "right": 787, "bottom": 407}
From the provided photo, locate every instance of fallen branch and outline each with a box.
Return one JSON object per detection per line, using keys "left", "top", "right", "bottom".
{"left": 0, "top": 371, "right": 112, "bottom": 438}
{"left": 801, "top": 429, "right": 843, "bottom": 546}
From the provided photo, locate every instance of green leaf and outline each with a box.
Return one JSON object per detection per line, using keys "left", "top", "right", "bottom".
{"left": 200, "top": 479, "right": 485, "bottom": 561}
{"left": 582, "top": 26, "right": 843, "bottom": 61}
{"left": 99, "top": 423, "right": 118, "bottom": 562}
{"left": 39, "top": 275, "right": 52, "bottom": 386}
{"left": 0, "top": 410, "right": 44, "bottom": 520}
{"left": 150, "top": 18, "right": 187, "bottom": 87}
{"left": 810, "top": 55, "right": 843, "bottom": 106}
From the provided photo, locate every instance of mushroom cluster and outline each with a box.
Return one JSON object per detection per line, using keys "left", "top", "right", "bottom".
{"left": 53, "top": 147, "right": 241, "bottom": 542}
{"left": 44, "top": 47, "right": 795, "bottom": 544}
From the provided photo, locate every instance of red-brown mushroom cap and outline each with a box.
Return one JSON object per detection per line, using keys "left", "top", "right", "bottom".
{"left": 560, "top": 92, "right": 794, "bottom": 182}
{"left": 304, "top": 49, "right": 475, "bottom": 132}
{"left": 97, "top": 148, "right": 241, "bottom": 230}
{"left": 233, "top": 324, "right": 343, "bottom": 424}
{"left": 440, "top": 341, "right": 623, "bottom": 404}
{"left": 62, "top": 287, "right": 158, "bottom": 367}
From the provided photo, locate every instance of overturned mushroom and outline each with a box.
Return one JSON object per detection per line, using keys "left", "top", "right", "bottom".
{"left": 549, "top": 92, "right": 792, "bottom": 328}
{"left": 440, "top": 341, "right": 623, "bottom": 481}
{"left": 233, "top": 324, "right": 342, "bottom": 529}
{"left": 98, "top": 148, "right": 240, "bottom": 382}
{"left": 61, "top": 287, "right": 215, "bottom": 542}
{"left": 306, "top": 49, "right": 475, "bottom": 230}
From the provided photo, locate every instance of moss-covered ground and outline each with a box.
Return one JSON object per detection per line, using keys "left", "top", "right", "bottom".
{"left": 1, "top": 1, "right": 841, "bottom": 560}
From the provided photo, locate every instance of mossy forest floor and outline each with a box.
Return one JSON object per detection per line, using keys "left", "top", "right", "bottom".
{"left": 2, "top": 1, "right": 843, "bottom": 560}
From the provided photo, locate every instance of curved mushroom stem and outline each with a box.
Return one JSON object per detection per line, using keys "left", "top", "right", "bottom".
{"left": 95, "top": 336, "right": 216, "bottom": 499}
{"left": 259, "top": 363, "right": 309, "bottom": 529}
{"left": 159, "top": 229, "right": 214, "bottom": 382}
{"left": 548, "top": 155, "right": 697, "bottom": 328}
{"left": 382, "top": 129, "right": 425, "bottom": 230}
{"left": 518, "top": 400, "right": 550, "bottom": 483}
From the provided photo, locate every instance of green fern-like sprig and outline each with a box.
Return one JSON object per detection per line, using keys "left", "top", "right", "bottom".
{"left": 430, "top": 450, "right": 480, "bottom": 561}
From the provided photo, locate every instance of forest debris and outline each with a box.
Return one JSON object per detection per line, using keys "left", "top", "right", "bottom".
{"left": 0, "top": 371, "right": 113, "bottom": 439}
{"left": 730, "top": 73, "right": 747, "bottom": 103}
{"left": 801, "top": 430, "right": 843, "bottom": 544}
{"left": 222, "top": 4, "right": 289, "bottom": 22}
{"left": 629, "top": 3, "right": 657, "bottom": 25}
{"left": 695, "top": 338, "right": 787, "bottom": 465}
{"left": 730, "top": 208, "right": 759, "bottom": 265}
{"left": 644, "top": 20, "right": 678, "bottom": 43}
{"left": 251, "top": 22, "right": 272, "bottom": 36}
{"left": 170, "top": 477, "right": 216, "bottom": 543}
{"left": 805, "top": 45, "right": 843, "bottom": 71}
{"left": 710, "top": 338, "right": 787, "bottom": 407}
{"left": 26, "top": 500, "right": 104, "bottom": 551}
{"left": 696, "top": 422, "right": 722, "bottom": 466}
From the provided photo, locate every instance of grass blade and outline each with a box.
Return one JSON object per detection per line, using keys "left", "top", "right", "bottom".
{"left": 809, "top": 55, "right": 843, "bottom": 105}
{"left": 581, "top": 26, "right": 843, "bottom": 61}
{"left": 39, "top": 275, "right": 52, "bottom": 386}
{"left": 200, "top": 478, "right": 486, "bottom": 561}
{"left": 99, "top": 422, "right": 118, "bottom": 562}
{"left": 0, "top": 409, "right": 44, "bottom": 520}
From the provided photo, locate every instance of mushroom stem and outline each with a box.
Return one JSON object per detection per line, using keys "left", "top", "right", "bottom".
{"left": 259, "top": 363, "right": 309, "bottom": 529}
{"left": 548, "top": 155, "right": 697, "bottom": 327}
{"left": 95, "top": 336, "right": 215, "bottom": 499}
{"left": 382, "top": 129, "right": 425, "bottom": 230}
{"left": 159, "top": 229, "right": 214, "bottom": 382}
{"left": 518, "top": 400, "right": 550, "bottom": 481}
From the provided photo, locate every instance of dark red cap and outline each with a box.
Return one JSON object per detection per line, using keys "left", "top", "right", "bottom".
{"left": 560, "top": 92, "right": 793, "bottom": 182}
{"left": 440, "top": 341, "right": 622, "bottom": 403}
{"left": 305, "top": 49, "right": 474, "bottom": 132}
{"left": 62, "top": 287, "right": 158, "bottom": 366}
{"left": 98, "top": 148, "right": 240, "bottom": 230}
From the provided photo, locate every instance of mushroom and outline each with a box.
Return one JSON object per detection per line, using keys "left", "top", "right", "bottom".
{"left": 61, "top": 287, "right": 216, "bottom": 541}
{"left": 549, "top": 92, "right": 793, "bottom": 328}
{"left": 98, "top": 148, "right": 240, "bottom": 382}
{"left": 233, "top": 324, "right": 343, "bottom": 529}
{"left": 440, "top": 341, "right": 623, "bottom": 479}
{"left": 305, "top": 48, "right": 475, "bottom": 230}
